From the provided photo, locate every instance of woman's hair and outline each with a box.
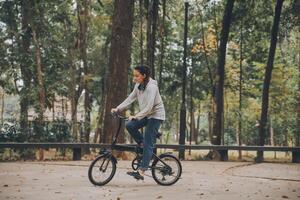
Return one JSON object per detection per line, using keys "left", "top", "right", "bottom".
{"left": 134, "top": 65, "right": 151, "bottom": 91}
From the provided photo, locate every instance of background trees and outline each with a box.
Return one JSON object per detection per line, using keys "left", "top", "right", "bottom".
{"left": 0, "top": 0, "right": 299, "bottom": 161}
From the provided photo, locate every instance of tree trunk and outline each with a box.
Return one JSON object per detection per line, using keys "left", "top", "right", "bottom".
{"left": 94, "top": 53, "right": 107, "bottom": 144}
{"left": 20, "top": 0, "right": 32, "bottom": 134}
{"left": 77, "top": 0, "right": 91, "bottom": 149}
{"left": 31, "top": 4, "right": 46, "bottom": 159}
{"left": 179, "top": 1, "right": 189, "bottom": 160}
{"left": 99, "top": 37, "right": 111, "bottom": 144}
{"left": 197, "top": 3, "right": 216, "bottom": 148}
{"left": 32, "top": 28, "right": 46, "bottom": 122}
{"left": 61, "top": 97, "right": 65, "bottom": 119}
{"left": 237, "top": 21, "right": 243, "bottom": 160}
{"left": 296, "top": 26, "right": 300, "bottom": 147}
{"left": 146, "top": 0, "right": 159, "bottom": 78}
{"left": 139, "top": 0, "right": 144, "bottom": 65}
{"left": 32, "top": 26, "right": 46, "bottom": 165}
{"left": 213, "top": 0, "right": 219, "bottom": 50}
{"left": 212, "top": 0, "right": 235, "bottom": 147}
{"left": 52, "top": 94, "right": 55, "bottom": 121}
{"left": 208, "top": 97, "right": 215, "bottom": 143}
{"left": 197, "top": 4, "right": 216, "bottom": 145}
{"left": 197, "top": 4, "right": 214, "bottom": 92}
{"left": 94, "top": 96, "right": 105, "bottom": 144}
{"left": 102, "top": 0, "right": 134, "bottom": 143}
{"left": 284, "top": 127, "right": 289, "bottom": 157}
{"left": 195, "top": 103, "right": 201, "bottom": 145}
{"left": 223, "top": 89, "right": 229, "bottom": 145}
{"left": 1, "top": 90, "right": 4, "bottom": 126}
{"left": 158, "top": 0, "right": 166, "bottom": 89}
{"left": 269, "top": 119, "right": 276, "bottom": 158}
{"left": 84, "top": 92, "right": 91, "bottom": 144}
{"left": 189, "top": 36, "right": 196, "bottom": 153}
{"left": 189, "top": 56, "right": 196, "bottom": 146}
{"left": 69, "top": 47, "right": 79, "bottom": 141}
{"left": 68, "top": 38, "right": 83, "bottom": 142}
{"left": 257, "top": 0, "right": 283, "bottom": 162}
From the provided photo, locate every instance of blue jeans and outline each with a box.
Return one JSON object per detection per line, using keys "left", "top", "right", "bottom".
{"left": 125, "top": 117, "right": 162, "bottom": 171}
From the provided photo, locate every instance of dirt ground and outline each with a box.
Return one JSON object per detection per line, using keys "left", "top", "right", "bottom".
{"left": 0, "top": 160, "right": 299, "bottom": 200}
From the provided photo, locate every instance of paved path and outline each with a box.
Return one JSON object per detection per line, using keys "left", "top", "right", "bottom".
{"left": 0, "top": 160, "right": 300, "bottom": 200}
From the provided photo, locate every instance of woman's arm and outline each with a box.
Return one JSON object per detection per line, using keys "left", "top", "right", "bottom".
{"left": 134, "top": 84, "right": 157, "bottom": 120}
{"left": 116, "top": 84, "right": 138, "bottom": 112}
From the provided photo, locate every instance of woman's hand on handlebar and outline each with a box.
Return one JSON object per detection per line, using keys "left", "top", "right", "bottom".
{"left": 111, "top": 108, "right": 118, "bottom": 114}
{"left": 110, "top": 108, "right": 133, "bottom": 120}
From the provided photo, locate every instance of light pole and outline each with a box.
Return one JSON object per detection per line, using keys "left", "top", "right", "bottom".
{"left": 179, "top": 0, "right": 189, "bottom": 160}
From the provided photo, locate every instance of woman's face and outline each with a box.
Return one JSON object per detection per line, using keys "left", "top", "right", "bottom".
{"left": 133, "top": 69, "right": 146, "bottom": 84}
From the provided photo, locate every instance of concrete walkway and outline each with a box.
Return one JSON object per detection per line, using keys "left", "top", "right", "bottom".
{"left": 0, "top": 160, "right": 299, "bottom": 200}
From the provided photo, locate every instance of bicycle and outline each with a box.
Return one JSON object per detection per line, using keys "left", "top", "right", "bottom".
{"left": 88, "top": 112, "right": 182, "bottom": 186}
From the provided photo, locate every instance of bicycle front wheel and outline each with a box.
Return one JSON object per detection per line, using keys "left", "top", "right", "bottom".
{"left": 151, "top": 154, "right": 182, "bottom": 186}
{"left": 88, "top": 154, "right": 116, "bottom": 186}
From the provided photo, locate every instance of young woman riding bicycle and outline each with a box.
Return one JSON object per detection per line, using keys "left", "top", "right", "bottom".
{"left": 111, "top": 65, "right": 165, "bottom": 180}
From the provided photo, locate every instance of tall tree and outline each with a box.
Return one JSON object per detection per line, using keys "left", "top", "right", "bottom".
{"left": 66, "top": 14, "right": 83, "bottom": 142}
{"left": 189, "top": 56, "right": 196, "bottom": 155}
{"left": 77, "top": 0, "right": 91, "bottom": 144}
{"left": 257, "top": 0, "right": 283, "bottom": 162}
{"left": 30, "top": 1, "right": 47, "bottom": 160}
{"left": 19, "top": 0, "right": 32, "bottom": 134}
{"left": 102, "top": 0, "right": 134, "bottom": 143}
{"left": 212, "top": 0, "right": 235, "bottom": 149}
{"left": 237, "top": 19, "right": 244, "bottom": 160}
{"left": 32, "top": 29, "right": 46, "bottom": 122}
{"left": 196, "top": 3, "right": 216, "bottom": 144}
{"left": 179, "top": 1, "right": 189, "bottom": 160}
{"left": 68, "top": 43, "right": 80, "bottom": 141}
{"left": 237, "top": 22, "right": 243, "bottom": 159}
{"left": 31, "top": 2, "right": 46, "bottom": 123}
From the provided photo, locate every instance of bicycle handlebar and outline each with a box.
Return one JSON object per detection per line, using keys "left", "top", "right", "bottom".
{"left": 110, "top": 111, "right": 128, "bottom": 120}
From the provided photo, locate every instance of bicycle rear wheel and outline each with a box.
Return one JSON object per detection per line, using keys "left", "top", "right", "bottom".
{"left": 151, "top": 154, "right": 182, "bottom": 186}
{"left": 88, "top": 154, "right": 116, "bottom": 186}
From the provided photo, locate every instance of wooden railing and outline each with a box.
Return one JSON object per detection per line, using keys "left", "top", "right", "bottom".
{"left": 0, "top": 143, "right": 299, "bottom": 163}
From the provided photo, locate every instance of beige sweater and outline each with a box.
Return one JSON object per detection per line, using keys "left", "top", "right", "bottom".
{"left": 116, "top": 78, "right": 165, "bottom": 121}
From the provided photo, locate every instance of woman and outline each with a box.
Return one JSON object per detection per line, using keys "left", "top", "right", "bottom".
{"left": 111, "top": 65, "right": 165, "bottom": 180}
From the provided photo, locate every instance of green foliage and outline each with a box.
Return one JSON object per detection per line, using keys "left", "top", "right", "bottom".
{"left": 0, "top": 0, "right": 298, "bottom": 146}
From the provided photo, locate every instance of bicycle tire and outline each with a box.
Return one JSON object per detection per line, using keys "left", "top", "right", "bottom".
{"left": 88, "top": 154, "right": 116, "bottom": 186}
{"left": 151, "top": 154, "right": 182, "bottom": 186}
